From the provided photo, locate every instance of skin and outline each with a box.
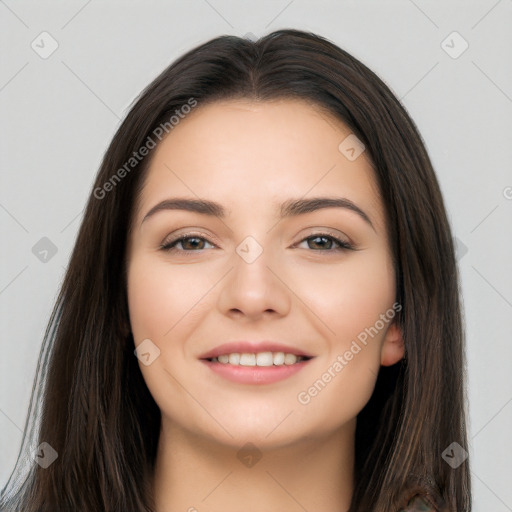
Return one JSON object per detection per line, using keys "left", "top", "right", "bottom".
{"left": 126, "top": 98, "right": 404, "bottom": 512}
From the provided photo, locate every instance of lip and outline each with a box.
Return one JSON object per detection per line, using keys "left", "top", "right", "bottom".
{"left": 199, "top": 341, "right": 314, "bottom": 360}
{"left": 199, "top": 341, "right": 315, "bottom": 385}
{"left": 201, "top": 358, "right": 312, "bottom": 385}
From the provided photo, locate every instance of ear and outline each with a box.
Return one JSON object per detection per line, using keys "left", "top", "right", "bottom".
{"left": 380, "top": 321, "right": 404, "bottom": 366}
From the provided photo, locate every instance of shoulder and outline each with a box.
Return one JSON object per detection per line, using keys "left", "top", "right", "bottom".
{"left": 398, "top": 494, "right": 437, "bottom": 512}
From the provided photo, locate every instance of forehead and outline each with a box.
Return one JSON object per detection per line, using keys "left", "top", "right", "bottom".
{"left": 133, "top": 98, "right": 384, "bottom": 229}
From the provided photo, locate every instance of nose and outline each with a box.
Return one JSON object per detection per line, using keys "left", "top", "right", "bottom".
{"left": 216, "top": 241, "right": 292, "bottom": 321}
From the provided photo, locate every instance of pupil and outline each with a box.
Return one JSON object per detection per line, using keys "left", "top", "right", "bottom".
{"left": 310, "top": 236, "right": 331, "bottom": 249}
{"left": 185, "top": 237, "right": 202, "bottom": 250}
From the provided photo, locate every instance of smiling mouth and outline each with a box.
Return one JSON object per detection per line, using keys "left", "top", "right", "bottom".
{"left": 205, "top": 351, "right": 312, "bottom": 366}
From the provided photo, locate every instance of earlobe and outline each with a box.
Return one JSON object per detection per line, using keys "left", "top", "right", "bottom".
{"left": 380, "top": 322, "right": 405, "bottom": 366}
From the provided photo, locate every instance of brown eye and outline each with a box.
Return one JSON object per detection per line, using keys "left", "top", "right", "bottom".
{"left": 307, "top": 235, "right": 335, "bottom": 250}
{"left": 296, "top": 233, "right": 354, "bottom": 252}
{"left": 161, "top": 235, "right": 215, "bottom": 252}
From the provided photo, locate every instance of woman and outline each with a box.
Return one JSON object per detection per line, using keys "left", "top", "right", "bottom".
{"left": 0, "top": 29, "right": 471, "bottom": 511}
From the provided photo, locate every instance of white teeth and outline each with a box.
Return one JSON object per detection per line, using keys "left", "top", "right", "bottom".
{"left": 284, "top": 353, "right": 298, "bottom": 365}
{"left": 256, "top": 352, "right": 273, "bottom": 366}
{"left": 239, "top": 353, "right": 256, "bottom": 366}
{"left": 211, "top": 351, "right": 307, "bottom": 366}
{"left": 228, "top": 353, "right": 240, "bottom": 365}
{"left": 273, "top": 352, "right": 285, "bottom": 365}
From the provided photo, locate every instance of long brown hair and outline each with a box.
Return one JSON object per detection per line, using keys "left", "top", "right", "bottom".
{"left": 0, "top": 29, "right": 471, "bottom": 511}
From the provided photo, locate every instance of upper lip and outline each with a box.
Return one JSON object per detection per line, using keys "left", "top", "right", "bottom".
{"left": 199, "top": 341, "right": 314, "bottom": 360}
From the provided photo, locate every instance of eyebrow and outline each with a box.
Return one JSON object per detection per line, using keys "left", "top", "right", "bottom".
{"left": 141, "top": 196, "right": 375, "bottom": 230}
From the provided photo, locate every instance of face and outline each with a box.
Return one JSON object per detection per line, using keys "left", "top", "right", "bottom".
{"left": 126, "top": 98, "right": 403, "bottom": 449}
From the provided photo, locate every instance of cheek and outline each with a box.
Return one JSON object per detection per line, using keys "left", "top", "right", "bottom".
{"left": 127, "top": 255, "right": 209, "bottom": 342}
{"left": 295, "top": 249, "right": 395, "bottom": 347}
{"left": 127, "top": 259, "right": 168, "bottom": 341}
{"left": 126, "top": 255, "right": 213, "bottom": 428}
{"left": 291, "top": 250, "right": 396, "bottom": 426}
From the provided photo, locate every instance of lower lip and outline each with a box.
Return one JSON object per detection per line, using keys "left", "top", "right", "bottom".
{"left": 201, "top": 360, "right": 311, "bottom": 384}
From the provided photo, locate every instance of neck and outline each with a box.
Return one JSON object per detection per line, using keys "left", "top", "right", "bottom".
{"left": 152, "top": 420, "right": 355, "bottom": 512}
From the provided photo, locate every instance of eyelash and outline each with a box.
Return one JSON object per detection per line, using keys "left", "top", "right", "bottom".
{"left": 159, "top": 232, "right": 355, "bottom": 254}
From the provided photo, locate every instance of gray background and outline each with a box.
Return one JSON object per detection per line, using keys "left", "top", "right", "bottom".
{"left": 1, "top": 0, "right": 511, "bottom": 509}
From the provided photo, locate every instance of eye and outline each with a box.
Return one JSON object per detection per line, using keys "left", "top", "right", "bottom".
{"left": 159, "top": 231, "right": 354, "bottom": 254}
{"left": 295, "top": 232, "right": 354, "bottom": 252}
{"left": 160, "top": 234, "right": 216, "bottom": 253}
